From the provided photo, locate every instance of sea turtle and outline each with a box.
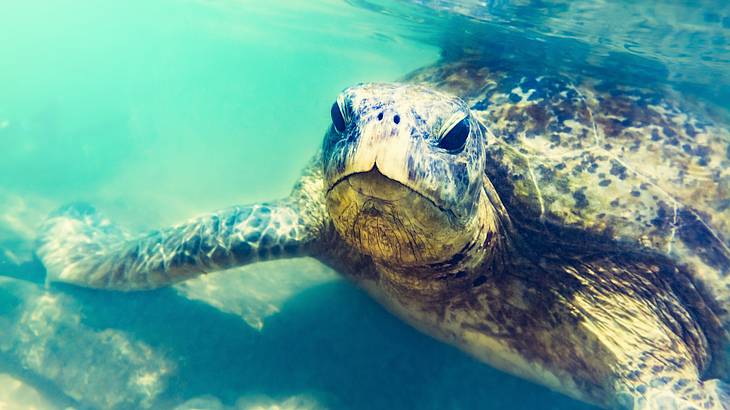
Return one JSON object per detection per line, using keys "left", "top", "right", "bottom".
{"left": 37, "top": 58, "right": 730, "bottom": 409}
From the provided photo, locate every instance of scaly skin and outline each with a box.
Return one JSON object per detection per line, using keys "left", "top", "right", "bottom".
{"left": 37, "top": 158, "right": 328, "bottom": 290}
{"left": 37, "top": 81, "right": 729, "bottom": 409}
{"left": 407, "top": 61, "right": 730, "bottom": 341}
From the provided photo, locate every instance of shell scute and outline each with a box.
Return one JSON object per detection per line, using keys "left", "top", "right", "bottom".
{"left": 409, "top": 61, "right": 730, "bottom": 319}
{"left": 412, "top": 61, "right": 730, "bottom": 325}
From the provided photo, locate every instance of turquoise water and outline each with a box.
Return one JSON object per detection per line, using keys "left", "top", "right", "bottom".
{"left": 0, "top": 0, "right": 728, "bottom": 409}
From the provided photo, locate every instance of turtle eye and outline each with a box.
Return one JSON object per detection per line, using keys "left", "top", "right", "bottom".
{"left": 331, "top": 101, "right": 347, "bottom": 133}
{"left": 438, "top": 118, "right": 470, "bottom": 153}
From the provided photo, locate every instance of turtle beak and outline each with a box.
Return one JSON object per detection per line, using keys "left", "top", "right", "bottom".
{"left": 342, "top": 166, "right": 411, "bottom": 201}
{"left": 325, "top": 166, "right": 465, "bottom": 267}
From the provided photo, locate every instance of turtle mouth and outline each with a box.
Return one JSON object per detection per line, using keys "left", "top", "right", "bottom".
{"left": 326, "top": 167, "right": 454, "bottom": 219}
{"left": 325, "top": 167, "right": 464, "bottom": 266}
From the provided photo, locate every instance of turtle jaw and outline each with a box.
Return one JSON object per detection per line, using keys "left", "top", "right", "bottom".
{"left": 325, "top": 167, "right": 470, "bottom": 268}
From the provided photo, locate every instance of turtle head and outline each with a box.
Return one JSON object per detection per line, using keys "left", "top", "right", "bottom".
{"left": 322, "top": 83, "right": 498, "bottom": 271}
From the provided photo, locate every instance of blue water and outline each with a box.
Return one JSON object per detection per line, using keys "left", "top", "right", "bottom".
{"left": 0, "top": 1, "right": 728, "bottom": 409}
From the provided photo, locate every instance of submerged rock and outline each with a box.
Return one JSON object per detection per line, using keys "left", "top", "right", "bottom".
{"left": 174, "top": 258, "right": 338, "bottom": 331}
{"left": 0, "top": 277, "right": 174, "bottom": 409}
{"left": 0, "top": 373, "right": 56, "bottom": 410}
{"left": 174, "top": 393, "right": 325, "bottom": 410}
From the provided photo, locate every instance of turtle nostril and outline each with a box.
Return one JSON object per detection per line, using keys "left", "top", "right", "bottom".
{"left": 393, "top": 114, "right": 401, "bottom": 124}
{"left": 377, "top": 112, "right": 384, "bottom": 121}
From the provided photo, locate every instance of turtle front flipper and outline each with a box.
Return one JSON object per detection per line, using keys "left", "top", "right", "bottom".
{"left": 36, "top": 161, "right": 330, "bottom": 291}
{"left": 623, "top": 379, "right": 730, "bottom": 410}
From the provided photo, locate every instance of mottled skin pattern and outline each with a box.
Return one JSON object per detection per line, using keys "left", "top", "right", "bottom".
{"left": 37, "top": 158, "right": 328, "bottom": 290}
{"left": 37, "top": 64, "right": 730, "bottom": 409}
{"left": 408, "top": 60, "right": 730, "bottom": 339}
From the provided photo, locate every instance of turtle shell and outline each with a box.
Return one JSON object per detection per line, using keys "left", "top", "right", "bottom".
{"left": 408, "top": 60, "right": 730, "bottom": 330}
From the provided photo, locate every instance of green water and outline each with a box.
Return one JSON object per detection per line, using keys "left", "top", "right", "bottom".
{"left": 0, "top": 0, "right": 435, "bottom": 224}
